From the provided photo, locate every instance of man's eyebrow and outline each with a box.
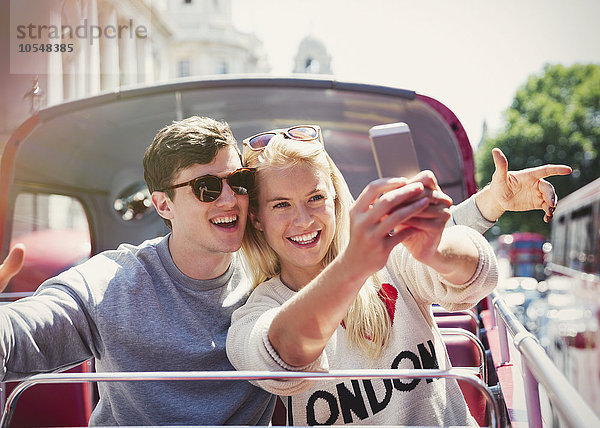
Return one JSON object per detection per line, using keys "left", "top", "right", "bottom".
{"left": 210, "top": 168, "right": 240, "bottom": 178}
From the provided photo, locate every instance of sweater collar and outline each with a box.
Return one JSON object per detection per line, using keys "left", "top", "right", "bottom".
{"left": 156, "top": 234, "right": 235, "bottom": 291}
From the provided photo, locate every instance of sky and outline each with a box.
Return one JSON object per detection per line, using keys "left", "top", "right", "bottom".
{"left": 231, "top": 0, "right": 600, "bottom": 148}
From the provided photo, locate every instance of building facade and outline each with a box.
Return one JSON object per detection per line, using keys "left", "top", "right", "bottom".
{"left": 293, "top": 35, "right": 333, "bottom": 75}
{"left": 1, "top": 0, "right": 268, "bottom": 147}
{"left": 155, "top": 0, "right": 269, "bottom": 78}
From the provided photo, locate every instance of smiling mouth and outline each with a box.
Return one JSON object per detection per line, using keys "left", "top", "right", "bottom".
{"left": 288, "top": 231, "right": 320, "bottom": 245}
{"left": 210, "top": 214, "right": 238, "bottom": 229}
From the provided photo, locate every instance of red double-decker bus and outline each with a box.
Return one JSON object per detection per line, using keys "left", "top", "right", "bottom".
{"left": 497, "top": 232, "right": 547, "bottom": 280}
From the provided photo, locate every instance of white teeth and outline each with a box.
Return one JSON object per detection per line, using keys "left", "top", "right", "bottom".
{"left": 289, "top": 231, "right": 319, "bottom": 244}
{"left": 211, "top": 215, "right": 237, "bottom": 224}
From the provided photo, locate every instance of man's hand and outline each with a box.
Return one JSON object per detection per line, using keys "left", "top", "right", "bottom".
{"left": 0, "top": 244, "right": 26, "bottom": 293}
{"left": 477, "top": 148, "right": 572, "bottom": 223}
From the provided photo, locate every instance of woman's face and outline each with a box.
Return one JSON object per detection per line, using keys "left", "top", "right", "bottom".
{"left": 251, "top": 162, "right": 337, "bottom": 286}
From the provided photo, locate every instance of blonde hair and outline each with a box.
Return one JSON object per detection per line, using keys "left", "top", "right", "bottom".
{"left": 241, "top": 134, "right": 391, "bottom": 357}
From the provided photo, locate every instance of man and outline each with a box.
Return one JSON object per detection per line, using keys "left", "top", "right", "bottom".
{"left": 0, "top": 116, "right": 570, "bottom": 425}
{"left": 0, "top": 117, "right": 275, "bottom": 425}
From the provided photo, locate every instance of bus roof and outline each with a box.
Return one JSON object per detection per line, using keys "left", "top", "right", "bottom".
{"left": 554, "top": 176, "right": 600, "bottom": 216}
{"left": 1, "top": 75, "right": 475, "bottom": 253}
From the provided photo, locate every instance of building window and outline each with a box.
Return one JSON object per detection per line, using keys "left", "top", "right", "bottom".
{"left": 178, "top": 59, "right": 191, "bottom": 77}
{"left": 305, "top": 58, "right": 321, "bottom": 73}
{"left": 216, "top": 60, "right": 228, "bottom": 74}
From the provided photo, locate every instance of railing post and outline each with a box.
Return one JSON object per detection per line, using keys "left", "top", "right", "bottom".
{"left": 487, "top": 294, "right": 497, "bottom": 328}
{"left": 521, "top": 359, "right": 543, "bottom": 428}
{"left": 494, "top": 301, "right": 510, "bottom": 364}
{"left": 515, "top": 331, "right": 543, "bottom": 428}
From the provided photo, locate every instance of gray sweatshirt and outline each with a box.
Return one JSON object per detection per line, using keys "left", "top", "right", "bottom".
{"left": 0, "top": 235, "right": 275, "bottom": 425}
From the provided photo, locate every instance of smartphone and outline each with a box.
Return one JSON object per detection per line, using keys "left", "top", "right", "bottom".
{"left": 369, "top": 122, "right": 420, "bottom": 179}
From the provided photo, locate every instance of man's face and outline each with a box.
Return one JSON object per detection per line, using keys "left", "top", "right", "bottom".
{"left": 162, "top": 145, "right": 249, "bottom": 257}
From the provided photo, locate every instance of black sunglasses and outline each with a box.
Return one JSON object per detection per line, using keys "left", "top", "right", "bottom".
{"left": 160, "top": 168, "right": 255, "bottom": 203}
{"left": 243, "top": 125, "right": 323, "bottom": 151}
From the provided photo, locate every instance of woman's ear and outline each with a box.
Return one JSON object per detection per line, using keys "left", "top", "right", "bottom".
{"left": 151, "top": 191, "right": 174, "bottom": 221}
{"left": 249, "top": 211, "right": 263, "bottom": 231}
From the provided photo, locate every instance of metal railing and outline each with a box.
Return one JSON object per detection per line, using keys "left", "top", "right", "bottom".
{"left": 440, "top": 328, "right": 487, "bottom": 384}
{"left": 1, "top": 368, "right": 500, "bottom": 428}
{"left": 433, "top": 308, "right": 481, "bottom": 339}
{"left": 489, "top": 289, "right": 600, "bottom": 428}
{"left": 545, "top": 263, "right": 600, "bottom": 285}
{"left": 0, "top": 292, "right": 34, "bottom": 302}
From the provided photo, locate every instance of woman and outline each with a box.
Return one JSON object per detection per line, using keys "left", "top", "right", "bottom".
{"left": 226, "top": 125, "right": 497, "bottom": 426}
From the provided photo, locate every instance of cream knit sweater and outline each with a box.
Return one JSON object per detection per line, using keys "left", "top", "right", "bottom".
{"left": 226, "top": 225, "right": 497, "bottom": 426}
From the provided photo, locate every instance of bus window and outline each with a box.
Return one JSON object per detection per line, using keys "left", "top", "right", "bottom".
{"left": 550, "top": 178, "right": 600, "bottom": 276}
{"left": 551, "top": 215, "right": 568, "bottom": 267}
{"left": 7, "top": 193, "right": 92, "bottom": 294}
{"left": 568, "top": 207, "right": 593, "bottom": 273}
{"left": 594, "top": 201, "right": 600, "bottom": 275}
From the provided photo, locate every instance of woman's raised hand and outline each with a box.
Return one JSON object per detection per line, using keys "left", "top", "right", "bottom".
{"left": 344, "top": 177, "right": 429, "bottom": 274}
{"left": 397, "top": 171, "right": 453, "bottom": 263}
{"left": 479, "top": 148, "right": 572, "bottom": 222}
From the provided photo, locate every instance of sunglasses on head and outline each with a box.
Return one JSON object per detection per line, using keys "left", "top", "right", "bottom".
{"left": 160, "top": 167, "right": 255, "bottom": 203}
{"left": 243, "top": 125, "right": 323, "bottom": 151}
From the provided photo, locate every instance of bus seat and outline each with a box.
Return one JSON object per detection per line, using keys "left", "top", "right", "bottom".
{"left": 458, "top": 378, "right": 488, "bottom": 426}
{"left": 441, "top": 329, "right": 488, "bottom": 426}
{"left": 435, "top": 313, "right": 479, "bottom": 337}
{"left": 271, "top": 396, "right": 286, "bottom": 425}
{"left": 3, "top": 362, "right": 93, "bottom": 427}
{"left": 432, "top": 306, "right": 476, "bottom": 317}
{"left": 0, "top": 231, "right": 94, "bottom": 426}
{"left": 477, "top": 296, "right": 490, "bottom": 311}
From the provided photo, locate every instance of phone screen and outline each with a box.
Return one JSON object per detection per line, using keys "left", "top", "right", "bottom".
{"left": 369, "top": 122, "right": 420, "bottom": 179}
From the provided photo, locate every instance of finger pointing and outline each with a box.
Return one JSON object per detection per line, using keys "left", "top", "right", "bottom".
{"left": 527, "top": 164, "right": 572, "bottom": 180}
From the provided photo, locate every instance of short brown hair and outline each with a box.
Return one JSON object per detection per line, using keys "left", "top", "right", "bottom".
{"left": 143, "top": 116, "right": 240, "bottom": 228}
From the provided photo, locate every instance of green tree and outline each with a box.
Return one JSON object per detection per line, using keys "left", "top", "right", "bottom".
{"left": 476, "top": 63, "right": 600, "bottom": 237}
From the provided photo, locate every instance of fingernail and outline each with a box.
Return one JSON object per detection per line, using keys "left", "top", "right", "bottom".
{"left": 549, "top": 206, "right": 555, "bottom": 214}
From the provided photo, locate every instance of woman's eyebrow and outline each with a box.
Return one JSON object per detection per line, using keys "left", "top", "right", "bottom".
{"left": 265, "top": 187, "right": 322, "bottom": 203}
{"left": 266, "top": 195, "right": 290, "bottom": 203}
